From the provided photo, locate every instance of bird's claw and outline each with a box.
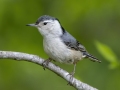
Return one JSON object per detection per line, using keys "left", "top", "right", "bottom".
{"left": 42, "top": 58, "right": 51, "bottom": 70}
{"left": 67, "top": 72, "right": 75, "bottom": 85}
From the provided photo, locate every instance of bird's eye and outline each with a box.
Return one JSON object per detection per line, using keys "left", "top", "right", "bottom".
{"left": 43, "top": 22, "right": 47, "bottom": 25}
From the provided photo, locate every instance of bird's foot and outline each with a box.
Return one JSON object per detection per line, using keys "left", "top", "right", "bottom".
{"left": 42, "top": 58, "right": 52, "bottom": 70}
{"left": 67, "top": 71, "right": 75, "bottom": 85}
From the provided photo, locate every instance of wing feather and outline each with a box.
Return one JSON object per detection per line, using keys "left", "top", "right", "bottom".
{"left": 60, "top": 28, "right": 101, "bottom": 62}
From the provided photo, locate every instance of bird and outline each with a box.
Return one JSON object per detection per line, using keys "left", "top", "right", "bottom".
{"left": 26, "top": 15, "right": 101, "bottom": 81}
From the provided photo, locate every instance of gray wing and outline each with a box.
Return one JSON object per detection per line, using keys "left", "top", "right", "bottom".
{"left": 60, "top": 29, "right": 86, "bottom": 52}
{"left": 60, "top": 28, "right": 101, "bottom": 62}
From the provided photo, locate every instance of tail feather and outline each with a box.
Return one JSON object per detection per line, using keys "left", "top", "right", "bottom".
{"left": 83, "top": 52, "right": 101, "bottom": 63}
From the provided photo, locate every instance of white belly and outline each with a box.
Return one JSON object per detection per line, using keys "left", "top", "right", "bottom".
{"left": 43, "top": 37, "right": 83, "bottom": 64}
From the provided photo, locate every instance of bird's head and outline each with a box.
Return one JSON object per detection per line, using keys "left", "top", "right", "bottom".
{"left": 27, "top": 15, "right": 63, "bottom": 38}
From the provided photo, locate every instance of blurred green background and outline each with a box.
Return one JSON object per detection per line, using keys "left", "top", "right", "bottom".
{"left": 0, "top": 0, "right": 120, "bottom": 90}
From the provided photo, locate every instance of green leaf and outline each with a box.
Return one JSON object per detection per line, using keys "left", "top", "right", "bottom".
{"left": 95, "top": 41, "right": 119, "bottom": 69}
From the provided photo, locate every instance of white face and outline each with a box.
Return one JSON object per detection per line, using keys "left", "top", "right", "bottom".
{"left": 36, "top": 19, "right": 63, "bottom": 38}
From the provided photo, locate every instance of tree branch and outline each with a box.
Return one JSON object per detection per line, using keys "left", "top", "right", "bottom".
{"left": 0, "top": 51, "right": 98, "bottom": 90}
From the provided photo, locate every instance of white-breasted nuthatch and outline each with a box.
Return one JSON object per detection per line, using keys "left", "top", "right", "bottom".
{"left": 27, "top": 15, "right": 101, "bottom": 80}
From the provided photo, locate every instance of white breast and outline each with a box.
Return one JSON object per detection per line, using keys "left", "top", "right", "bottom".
{"left": 43, "top": 37, "right": 83, "bottom": 64}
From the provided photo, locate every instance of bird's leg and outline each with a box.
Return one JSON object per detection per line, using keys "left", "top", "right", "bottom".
{"left": 42, "top": 58, "right": 52, "bottom": 70}
{"left": 67, "top": 63, "right": 76, "bottom": 85}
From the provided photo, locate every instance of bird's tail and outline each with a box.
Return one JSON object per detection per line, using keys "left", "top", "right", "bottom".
{"left": 83, "top": 52, "right": 101, "bottom": 63}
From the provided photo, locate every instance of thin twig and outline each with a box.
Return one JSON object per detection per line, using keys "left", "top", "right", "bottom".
{"left": 0, "top": 51, "right": 98, "bottom": 90}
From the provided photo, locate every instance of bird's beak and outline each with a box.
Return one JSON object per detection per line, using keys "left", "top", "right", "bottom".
{"left": 26, "top": 23, "right": 36, "bottom": 27}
